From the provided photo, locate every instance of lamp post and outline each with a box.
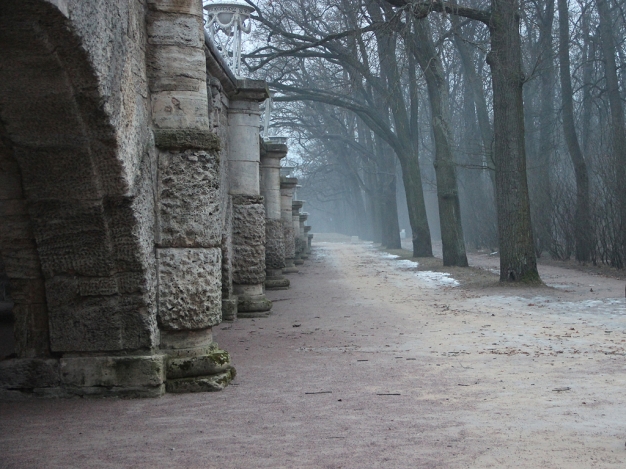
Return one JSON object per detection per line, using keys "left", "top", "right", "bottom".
{"left": 204, "top": 0, "right": 255, "bottom": 77}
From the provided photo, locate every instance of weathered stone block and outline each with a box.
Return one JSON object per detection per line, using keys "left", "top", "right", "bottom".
{"left": 157, "top": 150, "right": 221, "bottom": 248}
{"left": 147, "top": 13, "right": 203, "bottom": 48}
{"left": 151, "top": 90, "right": 210, "bottom": 130}
{"left": 166, "top": 349, "right": 233, "bottom": 379}
{"left": 0, "top": 358, "right": 60, "bottom": 390}
{"left": 232, "top": 245, "right": 266, "bottom": 285}
{"left": 0, "top": 214, "right": 33, "bottom": 242}
{"left": 8, "top": 278, "right": 46, "bottom": 304}
{"left": 154, "top": 129, "right": 221, "bottom": 151}
{"left": 157, "top": 248, "right": 222, "bottom": 331}
{"left": 165, "top": 369, "right": 235, "bottom": 393}
{"left": 29, "top": 200, "right": 115, "bottom": 278}
{"left": 1, "top": 240, "right": 42, "bottom": 279}
{"left": 15, "top": 147, "right": 102, "bottom": 200}
{"left": 60, "top": 355, "right": 165, "bottom": 389}
{"left": 78, "top": 277, "right": 118, "bottom": 297}
{"left": 147, "top": 0, "right": 204, "bottom": 16}
{"left": 283, "top": 223, "right": 296, "bottom": 260}
{"left": 148, "top": 46, "right": 207, "bottom": 92}
{"left": 48, "top": 293, "right": 157, "bottom": 353}
{"left": 0, "top": 173, "right": 23, "bottom": 199}
{"left": 13, "top": 303, "right": 49, "bottom": 358}
{"left": 265, "top": 218, "right": 285, "bottom": 270}
{"left": 222, "top": 298, "right": 237, "bottom": 321}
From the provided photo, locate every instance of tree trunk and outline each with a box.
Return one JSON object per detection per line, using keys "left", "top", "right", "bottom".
{"left": 596, "top": 0, "right": 626, "bottom": 267}
{"left": 558, "top": 0, "right": 592, "bottom": 262}
{"left": 412, "top": 19, "right": 468, "bottom": 266}
{"left": 487, "top": 0, "right": 540, "bottom": 282}
{"left": 533, "top": 0, "right": 556, "bottom": 257}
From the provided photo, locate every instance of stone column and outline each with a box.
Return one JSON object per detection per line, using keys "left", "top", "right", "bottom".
{"left": 292, "top": 201, "right": 304, "bottom": 266}
{"left": 260, "top": 142, "right": 290, "bottom": 290}
{"left": 280, "top": 177, "right": 298, "bottom": 274}
{"left": 148, "top": 0, "right": 234, "bottom": 393}
{"left": 299, "top": 213, "right": 309, "bottom": 259}
{"left": 304, "top": 226, "right": 312, "bottom": 255}
{"left": 228, "top": 80, "right": 272, "bottom": 317}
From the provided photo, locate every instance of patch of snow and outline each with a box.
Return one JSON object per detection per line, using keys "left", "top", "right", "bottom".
{"left": 414, "top": 271, "right": 460, "bottom": 287}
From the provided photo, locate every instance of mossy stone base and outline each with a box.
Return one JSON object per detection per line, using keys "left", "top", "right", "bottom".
{"left": 294, "top": 259, "right": 305, "bottom": 266}
{"left": 265, "top": 277, "right": 290, "bottom": 290}
{"left": 153, "top": 129, "right": 221, "bottom": 151}
{"left": 237, "top": 296, "right": 272, "bottom": 315}
{"left": 166, "top": 350, "right": 234, "bottom": 380}
{"left": 283, "top": 266, "right": 299, "bottom": 274}
{"left": 165, "top": 369, "right": 235, "bottom": 393}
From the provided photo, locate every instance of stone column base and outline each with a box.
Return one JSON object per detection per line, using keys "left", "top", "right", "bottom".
{"left": 283, "top": 259, "right": 299, "bottom": 273}
{"left": 222, "top": 297, "right": 238, "bottom": 321}
{"left": 234, "top": 284, "right": 272, "bottom": 318}
{"left": 0, "top": 355, "right": 166, "bottom": 400}
{"left": 265, "top": 276, "right": 290, "bottom": 290}
{"left": 294, "top": 258, "right": 305, "bottom": 266}
{"left": 160, "top": 329, "right": 236, "bottom": 393}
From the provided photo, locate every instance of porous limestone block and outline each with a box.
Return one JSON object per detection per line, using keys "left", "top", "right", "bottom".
{"left": 48, "top": 291, "right": 158, "bottom": 353}
{"left": 265, "top": 218, "right": 286, "bottom": 271}
{"left": 166, "top": 349, "right": 233, "bottom": 379}
{"left": 166, "top": 370, "right": 235, "bottom": 393}
{"left": 0, "top": 358, "right": 60, "bottom": 390}
{"left": 147, "top": 12, "right": 203, "bottom": 48}
{"left": 12, "top": 303, "right": 49, "bottom": 358}
{"left": 147, "top": 46, "right": 207, "bottom": 92}
{"left": 157, "top": 248, "right": 222, "bottom": 331}
{"left": 222, "top": 298, "right": 238, "bottom": 321}
{"left": 151, "top": 90, "right": 210, "bottom": 130}
{"left": 232, "top": 197, "right": 266, "bottom": 285}
{"left": 60, "top": 355, "right": 165, "bottom": 389}
{"left": 147, "top": 0, "right": 203, "bottom": 16}
{"left": 157, "top": 150, "right": 221, "bottom": 248}
{"left": 283, "top": 223, "right": 296, "bottom": 262}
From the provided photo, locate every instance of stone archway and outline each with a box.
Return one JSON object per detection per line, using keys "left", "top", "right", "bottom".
{"left": 0, "top": 0, "right": 158, "bottom": 368}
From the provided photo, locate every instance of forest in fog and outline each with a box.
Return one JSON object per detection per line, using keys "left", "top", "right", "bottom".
{"left": 243, "top": 0, "right": 626, "bottom": 282}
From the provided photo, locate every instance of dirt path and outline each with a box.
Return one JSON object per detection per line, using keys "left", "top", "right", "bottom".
{"left": 1, "top": 242, "right": 625, "bottom": 468}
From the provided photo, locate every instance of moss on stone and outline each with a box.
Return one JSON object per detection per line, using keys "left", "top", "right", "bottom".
{"left": 153, "top": 129, "right": 221, "bottom": 152}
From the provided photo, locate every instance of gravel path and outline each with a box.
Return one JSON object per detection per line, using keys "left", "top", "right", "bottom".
{"left": 1, "top": 242, "right": 625, "bottom": 468}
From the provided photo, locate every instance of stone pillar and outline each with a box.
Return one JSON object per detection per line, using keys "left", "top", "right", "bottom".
{"left": 228, "top": 80, "right": 272, "bottom": 317}
{"left": 280, "top": 177, "right": 298, "bottom": 274}
{"left": 292, "top": 201, "right": 304, "bottom": 266}
{"left": 304, "top": 226, "right": 312, "bottom": 255}
{"left": 148, "top": 0, "right": 234, "bottom": 393}
{"left": 299, "top": 213, "right": 309, "bottom": 259}
{"left": 260, "top": 143, "right": 290, "bottom": 290}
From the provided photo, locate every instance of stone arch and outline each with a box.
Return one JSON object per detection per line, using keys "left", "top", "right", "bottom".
{"left": 0, "top": 0, "right": 158, "bottom": 358}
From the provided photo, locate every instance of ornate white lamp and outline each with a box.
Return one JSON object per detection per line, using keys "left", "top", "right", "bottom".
{"left": 204, "top": 0, "right": 255, "bottom": 77}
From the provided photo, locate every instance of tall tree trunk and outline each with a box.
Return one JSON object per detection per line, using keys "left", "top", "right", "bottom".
{"left": 596, "top": 0, "right": 626, "bottom": 267}
{"left": 533, "top": 0, "right": 556, "bottom": 257}
{"left": 452, "top": 17, "right": 496, "bottom": 192}
{"left": 412, "top": 19, "right": 468, "bottom": 266}
{"left": 376, "top": 135, "right": 402, "bottom": 248}
{"left": 487, "top": 0, "right": 540, "bottom": 282}
{"left": 558, "top": 0, "right": 592, "bottom": 262}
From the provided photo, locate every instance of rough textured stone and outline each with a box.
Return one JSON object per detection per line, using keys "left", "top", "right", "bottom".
{"left": 232, "top": 198, "right": 266, "bottom": 285}
{"left": 166, "top": 369, "right": 235, "bottom": 393}
{"left": 166, "top": 349, "right": 233, "bottom": 379}
{"left": 0, "top": 358, "right": 60, "bottom": 390}
{"left": 237, "top": 296, "right": 273, "bottom": 316}
{"left": 157, "top": 150, "right": 221, "bottom": 248}
{"left": 153, "top": 129, "right": 221, "bottom": 151}
{"left": 265, "top": 218, "right": 286, "bottom": 270}
{"left": 60, "top": 355, "right": 165, "bottom": 389}
{"left": 222, "top": 298, "right": 237, "bottom": 321}
{"left": 265, "top": 277, "right": 290, "bottom": 290}
{"left": 157, "top": 248, "right": 222, "bottom": 331}
{"left": 48, "top": 293, "right": 157, "bottom": 353}
{"left": 283, "top": 223, "right": 296, "bottom": 260}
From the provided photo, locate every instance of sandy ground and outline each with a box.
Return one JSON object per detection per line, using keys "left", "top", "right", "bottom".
{"left": 1, "top": 240, "right": 626, "bottom": 468}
